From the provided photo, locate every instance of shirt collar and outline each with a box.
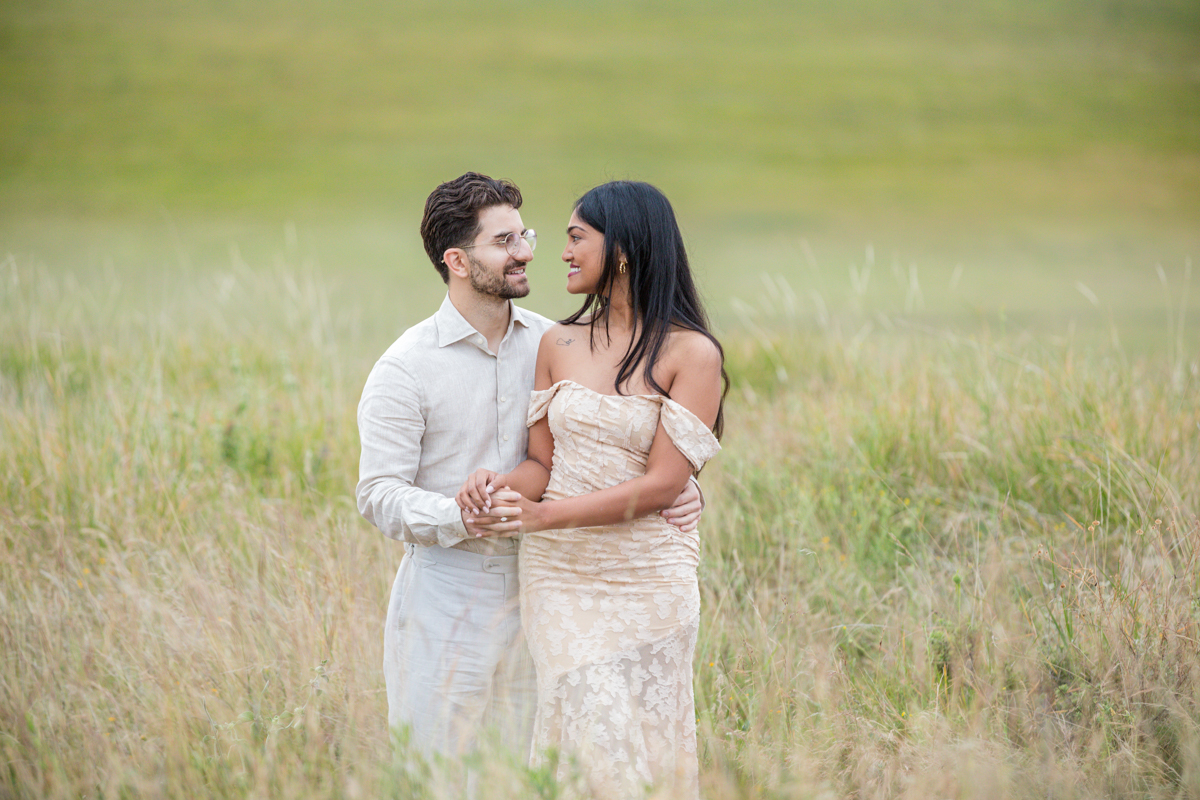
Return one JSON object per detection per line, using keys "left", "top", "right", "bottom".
{"left": 434, "top": 294, "right": 532, "bottom": 348}
{"left": 508, "top": 302, "right": 535, "bottom": 331}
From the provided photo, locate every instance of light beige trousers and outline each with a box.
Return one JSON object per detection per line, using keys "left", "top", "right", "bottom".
{"left": 384, "top": 542, "right": 536, "bottom": 759}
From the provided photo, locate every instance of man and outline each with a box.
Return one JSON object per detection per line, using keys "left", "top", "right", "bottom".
{"left": 356, "top": 172, "right": 702, "bottom": 759}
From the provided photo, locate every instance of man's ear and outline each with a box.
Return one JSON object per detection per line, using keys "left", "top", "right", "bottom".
{"left": 443, "top": 248, "right": 470, "bottom": 279}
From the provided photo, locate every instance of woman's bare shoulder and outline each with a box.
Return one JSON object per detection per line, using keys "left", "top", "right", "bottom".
{"left": 538, "top": 323, "right": 591, "bottom": 379}
{"left": 656, "top": 329, "right": 722, "bottom": 394}
{"left": 665, "top": 328, "right": 722, "bottom": 368}
{"left": 539, "top": 322, "right": 587, "bottom": 347}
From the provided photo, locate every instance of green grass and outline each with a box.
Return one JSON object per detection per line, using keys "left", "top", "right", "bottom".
{"left": 2, "top": 0, "right": 1198, "bottom": 237}
{"left": 2, "top": 0, "right": 1199, "bottom": 795}
{"left": 3, "top": 0, "right": 1197, "bottom": 349}
{"left": 1, "top": 250, "right": 1197, "bottom": 798}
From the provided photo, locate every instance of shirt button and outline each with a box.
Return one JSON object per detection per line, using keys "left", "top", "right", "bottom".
{"left": 499, "top": 396, "right": 507, "bottom": 403}
{"left": 503, "top": 435, "right": 510, "bottom": 442}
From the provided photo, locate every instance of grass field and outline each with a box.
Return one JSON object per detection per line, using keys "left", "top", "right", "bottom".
{"left": 2, "top": 0, "right": 1199, "bottom": 796}
{"left": 1, "top": 251, "right": 1197, "bottom": 798}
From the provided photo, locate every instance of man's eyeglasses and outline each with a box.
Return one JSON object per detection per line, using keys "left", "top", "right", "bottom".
{"left": 460, "top": 230, "right": 537, "bottom": 258}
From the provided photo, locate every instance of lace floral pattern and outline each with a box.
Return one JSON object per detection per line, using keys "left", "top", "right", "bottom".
{"left": 520, "top": 381, "right": 720, "bottom": 799}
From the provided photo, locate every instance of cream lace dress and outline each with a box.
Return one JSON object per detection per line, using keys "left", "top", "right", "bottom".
{"left": 520, "top": 380, "right": 720, "bottom": 799}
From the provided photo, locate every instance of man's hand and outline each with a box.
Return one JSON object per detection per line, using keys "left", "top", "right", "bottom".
{"left": 456, "top": 468, "right": 502, "bottom": 515}
{"left": 468, "top": 489, "right": 536, "bottom": 536}
{"left": 660, "top": 479, "right": 703, "bottom": 532}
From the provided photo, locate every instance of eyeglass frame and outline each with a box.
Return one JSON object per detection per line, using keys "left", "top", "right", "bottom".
{"left": 459, "top": 229, "right": 537, "bottom": 258}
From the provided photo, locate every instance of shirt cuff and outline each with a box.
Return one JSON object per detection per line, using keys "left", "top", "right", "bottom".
{"left": 436, "top": 505, "right": 469, "bottom": 548}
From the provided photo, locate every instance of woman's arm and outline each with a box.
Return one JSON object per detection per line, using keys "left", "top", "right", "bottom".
{"left": 499, "top": 415, "right": 553, "bottom": 498}
{"left": 477, "top": 333, "right": 722, "bottom": 534}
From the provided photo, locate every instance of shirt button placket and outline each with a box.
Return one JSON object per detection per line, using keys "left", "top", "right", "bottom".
{"left": 497, "top": 355, "right": 506, "bottom": 453}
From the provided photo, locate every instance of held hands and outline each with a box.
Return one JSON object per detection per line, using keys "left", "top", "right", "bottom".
{"left": 455, "top": 470, "right": 529, "bottom": 538}
{"left": 456, "top": 468, "right": 502, "bottom": 516}
{"left": 461, "top": 505, "right": 520, "bottom": 539}
{"left": 466, "top": 489, "right": 535, "bottom": 537}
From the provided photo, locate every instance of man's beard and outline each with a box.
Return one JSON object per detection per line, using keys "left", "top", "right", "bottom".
{"left": 467, "top": 254, "right": 530, "bottom": 300}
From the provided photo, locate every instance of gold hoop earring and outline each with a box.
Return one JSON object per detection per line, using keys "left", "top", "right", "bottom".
{"left": 619, "top": 260, "right": 627, "bottom": 274}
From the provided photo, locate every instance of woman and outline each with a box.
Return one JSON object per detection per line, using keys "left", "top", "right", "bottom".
{"left": 457, "top": 181, "right": 726, "bottom": 799}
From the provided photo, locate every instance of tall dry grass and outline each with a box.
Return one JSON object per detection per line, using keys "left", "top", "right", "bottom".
{"left": 1, "top": 253, "right": 1197, "bottom": 798}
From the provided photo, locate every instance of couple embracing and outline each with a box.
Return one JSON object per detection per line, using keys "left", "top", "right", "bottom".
{"left": 356, "top": 172, "right": 726, "bottom": 799}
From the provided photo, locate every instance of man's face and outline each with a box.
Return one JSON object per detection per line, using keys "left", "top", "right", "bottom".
{"left": 463, "top": 205, "right": 533, "bottom": 300}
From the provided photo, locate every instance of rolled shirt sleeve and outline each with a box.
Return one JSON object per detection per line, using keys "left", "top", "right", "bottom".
{"left": 356, "top": 357, "right": 469, "bottom": 549}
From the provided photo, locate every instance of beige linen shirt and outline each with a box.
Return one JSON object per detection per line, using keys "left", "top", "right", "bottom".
{"left": 356, "top": 294, "right": 554, "bottom": 555}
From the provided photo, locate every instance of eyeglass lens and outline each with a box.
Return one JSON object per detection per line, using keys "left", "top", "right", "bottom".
{"left": 506, "top": 230, "right": 536, "bottom": 256}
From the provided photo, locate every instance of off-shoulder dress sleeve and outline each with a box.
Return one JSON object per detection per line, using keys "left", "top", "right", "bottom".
{"left": 527, "top": 382, "right": 563, "bottom": 427}
{"left": 656, "top": 397, "right": 721, "bottom": 471}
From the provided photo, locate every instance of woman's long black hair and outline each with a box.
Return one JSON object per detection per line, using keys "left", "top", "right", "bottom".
{"left": 561, "top": 180, "right": 728, "bottom": 439}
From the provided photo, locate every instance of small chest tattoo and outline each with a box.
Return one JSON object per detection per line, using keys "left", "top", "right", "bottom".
{"left": 556, "top": 338, "right": 574, "bottom": 346}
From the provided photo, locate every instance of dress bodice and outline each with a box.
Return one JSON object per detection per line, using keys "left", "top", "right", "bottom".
{"left": 526, "top": 380, "right": 719, "bottom": 501}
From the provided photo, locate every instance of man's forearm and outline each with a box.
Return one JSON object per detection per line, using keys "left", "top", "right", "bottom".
{"left": 357, "top": 478, "right": 468, "bottom": 548}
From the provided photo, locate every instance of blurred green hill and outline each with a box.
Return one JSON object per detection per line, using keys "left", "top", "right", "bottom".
{"left": 1, "top": 0, "right": 1198, "bottom": 335}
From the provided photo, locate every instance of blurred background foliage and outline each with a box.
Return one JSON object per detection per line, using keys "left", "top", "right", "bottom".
{"left": 1, "top": 0, "right": 1197, "bottom": 338}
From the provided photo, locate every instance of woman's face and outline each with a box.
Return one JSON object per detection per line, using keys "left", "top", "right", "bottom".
{"left": 562, "top": 210, "right": 605, "bottom": 295}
